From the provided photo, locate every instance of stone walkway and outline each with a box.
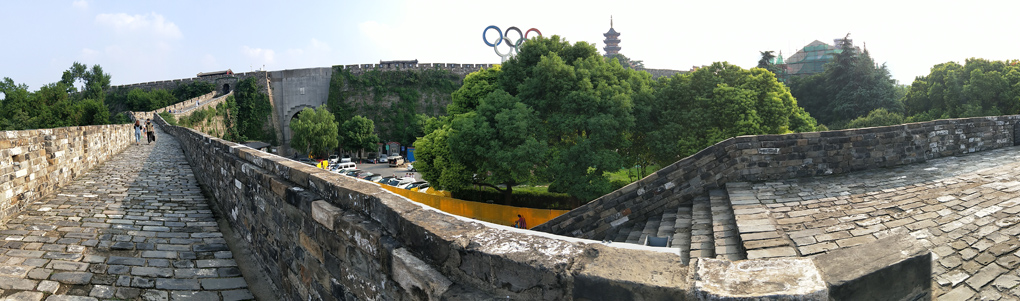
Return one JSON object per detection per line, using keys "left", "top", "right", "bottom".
{"left": 0, "top": 126, "right": 253, "bottom": 300}
{"left": 735, "top": 146, "right": 1020, "bottom": 300}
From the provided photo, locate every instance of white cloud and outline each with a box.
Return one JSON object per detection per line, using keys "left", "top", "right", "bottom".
{"left": 242, "top": 46, "right": 275, "bottom": 65}
{"left": 95, "top": 12, "right": 182, "bottom": 39}
{"left": 72, "top": 0, "right": 87, "bottom": 9}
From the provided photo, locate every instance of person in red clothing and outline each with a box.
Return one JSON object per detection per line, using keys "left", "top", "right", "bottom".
{"left": 513, "top": 214, "right": 527, "bottom": 229}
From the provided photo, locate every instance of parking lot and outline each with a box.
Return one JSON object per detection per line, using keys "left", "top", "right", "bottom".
{"left": 355, "top": 161, "right": 420, "bottom": 180}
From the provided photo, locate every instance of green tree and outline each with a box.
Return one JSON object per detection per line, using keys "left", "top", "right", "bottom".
{"left": 447, "top": 90, "right": 547, "bottom": 204}
{"left": 414, "top": 116, "right": 472, "bottom": 191}
{"left": 845, "top": 108, "right": 905, "bottom": 128}
{"left": 290, "top": 105, "right": 339, "bottom": 158}
{"left": 639, "top": 62, "right": 817, "bottom": 165}
{"left": 339, "top": 115, "right": 379, "bottom": 157}
{"left": 172, "top": 81, "right": 216, "bottom": 102}
{"left": 901, "top": 58, "right": 1020, "bottom": 121}
{"left": 499, "top": 35, "right": 652, "bottom": 201}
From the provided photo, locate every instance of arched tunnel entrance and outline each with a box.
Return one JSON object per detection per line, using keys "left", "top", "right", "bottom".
{"left": 222, "top": 83, "right": 230, "bottom": 94}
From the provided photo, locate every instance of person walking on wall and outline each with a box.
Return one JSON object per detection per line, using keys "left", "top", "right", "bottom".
{"left": 514, "top": 214, "right": 527, "bottom": 229}
{"left": 145, "top": 119, "right": 155, "bottom": 144}
{"left": 133, "top": 120, "right": 142, "bottom": 145}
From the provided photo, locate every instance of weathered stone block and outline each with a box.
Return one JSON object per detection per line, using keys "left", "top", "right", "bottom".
{"left": 812, "top": 234, "right": 931, "bottom": 301}
{"left": 311, "top": 200, "right": 341, "bottom": 231}
{"left": 694, "top": 257, "right": 827, "bottom": 300}
{"left": 391, "top": 248, "right": 451, "bottom": 300}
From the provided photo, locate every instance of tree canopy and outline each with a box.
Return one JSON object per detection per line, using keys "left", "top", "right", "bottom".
{"left": 414, "top": 35, "right": 820, "bottom": 203}
{"left": 0, "top": 62, "right": 112, "bottom": 130}
{"left": 290, "top": 105, "right": 339, "bottom": 158}
{"left": 901, "top": 58, "right": 1020, "bottom": 121}
{"left": 338, "top": 115, "right": 380, "bottom": 156}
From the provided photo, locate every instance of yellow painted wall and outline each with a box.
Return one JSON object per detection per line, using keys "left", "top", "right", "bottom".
{"left": 381, "top": 185, "right": 569, "bottom": 229}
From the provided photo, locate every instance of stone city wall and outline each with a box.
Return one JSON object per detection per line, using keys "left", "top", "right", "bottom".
{"left": 164, "top": 91, "right": 217, "bottom": 114}
{"left": 154, "top": 110, "right": 930, "bottom": 300}
{"left": 0, "top": 124, "right": 133, "bottom": 224}
{"left": 637, "top": 68, "right": 687, "bottom": 79}
{"left": 110, "top": 71, "right": 269, "bottom": 94}
{"left": 535, "top": 115, "right": 1020, "bottom": 241}
{"left": 339, "top": 63, "right": 496, "bottom": 77}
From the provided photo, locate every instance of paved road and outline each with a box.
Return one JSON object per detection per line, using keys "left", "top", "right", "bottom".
{"left": 0, "top": 126, "right": 253, "bottom": 300}
{"left": 736, "top": 146, "right": 1020, "bottom": 300}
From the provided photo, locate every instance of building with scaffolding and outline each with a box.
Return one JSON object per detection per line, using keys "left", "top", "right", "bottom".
{"left": 781, "top": 38, "right": 858, "bottom": 77}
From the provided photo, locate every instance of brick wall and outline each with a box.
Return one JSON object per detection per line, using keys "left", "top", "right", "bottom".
{"left": 534, "top": 116, "right": 1020, "bottom": 240}
{"left": 0, "top": 124, "right": 133, "bottom": 223}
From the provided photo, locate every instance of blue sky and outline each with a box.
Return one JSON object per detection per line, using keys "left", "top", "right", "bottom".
{"left": 3, "top": 0, "right": 1020, "bottom": 91}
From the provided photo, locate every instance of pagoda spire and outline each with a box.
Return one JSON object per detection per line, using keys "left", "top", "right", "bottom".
{"left": 603, "top": 16, "right": 621, "bottom": 56}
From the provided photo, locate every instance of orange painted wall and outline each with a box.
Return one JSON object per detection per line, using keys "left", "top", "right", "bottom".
{"left": 381, "top": 185, "right": 569, "bottom": 229}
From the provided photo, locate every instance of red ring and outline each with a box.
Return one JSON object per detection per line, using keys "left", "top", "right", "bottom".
{"left": 525, "top": 28, "right": 542, "bottom": 39}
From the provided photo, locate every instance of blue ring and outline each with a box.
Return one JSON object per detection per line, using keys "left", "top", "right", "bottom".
{"left": 483, "top": 25, "right": 503, "bottom": 47}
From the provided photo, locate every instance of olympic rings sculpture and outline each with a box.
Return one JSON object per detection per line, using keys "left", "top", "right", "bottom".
{"left": 483, "top": 25, "right": 541, "bottom": 62}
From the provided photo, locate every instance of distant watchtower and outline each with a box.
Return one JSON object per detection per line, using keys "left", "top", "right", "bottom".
{"left": 603, "top": 16, "right": 621, "bottom": 56}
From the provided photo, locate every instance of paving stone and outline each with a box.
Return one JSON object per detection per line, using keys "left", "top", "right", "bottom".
{"left": 4, "top": 291, "right": 45, "bottom": 301}
{"left": 217, "top": 267, "right": 242, "bottom": 277}
{"left": 89, "top": 285, "right": 114, "bottom": 298}
{"left": 201, "top": 277, "right": 247, "bottom": 290}
{"left": 155, "top": 278, "right": 200, "bottom": 290}
{"left": 132, "top": 276, "right": 155, "bottom": 288}
{"left": 0, "top": 276, "right": 38, "bottom": 290}
{"left": 50, "top": 272, "right": 92, "bottom": 285}
{"left": 139, "top": 290, "right": 168, "bottom": 301}
{"left": 0, "top": 265, "right": 31, "bottom": 278}
{"left": 993, "top": 274, "right": 1020, "bottom": 291}
{"left": 141, "top": 251, "right": 177, "bottom": 259}
{"left": 967, "top": 263, "right": 1007, "bottom": 290}
{"left": 115, "top": 287, "right": 142, "bottom": 299}
{"left": 169, "top": 291, "right": 219, "bottom": 300}
{"left": 43, "top": 296, "right": 98, "bottom": 301}
{"left": 107, "top": 256, "right": 146, "bottom": 266}
{"left": 47, "top": 261, "right": 88, "bottom": 272}
{"left": 37, "top": 280, "right": 59, "bottom": 293}
{"left": 174, "top": 268, "right": 217, "bottom": 278}
{"left": 221, "top": 289, "right": 255, "bottom": 301}
{"left": 196, "top": 259, "right": 237, "bottom": 268}
{"left": 132, "top": 267, "right": 173, "bottom": 278}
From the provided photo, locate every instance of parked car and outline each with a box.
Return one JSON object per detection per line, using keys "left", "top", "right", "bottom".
{"left": 379, "top": 154, "right": 388, "bottom": 164}
{"left": 389, "top": 177, "right": 416, "bottom": 187}
{"left": 334, "top": 162, "right": 356, "bottom": 171}
{"left": 399, "top": 181, "right": 427, "bottom": 190}
{"left": 344, "top": 170, "right": 364, "bottom": 177}
{"left": 365, "top": 174, "right": 384, "bottom": 182}
{"left": 374, "top": 176, "right": 391, "bottom": 183}
{"left": 356, "top": 172, "right": 375, "bottom": 179}
{"left": 411, "top": 183, "right": 430, "bottom": 192}
{"left": 407, "top": 163, "right": 416, "bottom": 172}
{"left": 328, "top": 155, "right": 339, "bottom": 164}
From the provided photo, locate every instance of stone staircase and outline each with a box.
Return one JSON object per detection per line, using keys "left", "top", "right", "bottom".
{"left": 603, "top": 189, "right": 746, "bottom": 264}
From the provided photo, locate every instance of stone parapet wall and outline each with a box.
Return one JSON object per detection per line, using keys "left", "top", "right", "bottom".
{"left": 535, "top": 115, "right": 1020, "bottom": 240}
{"left": 339, "top": 63, "right": 495, "bottom": 77}
{"left": 637, "top": 68, "right": 687, "bottom": 79}
{"left": 110, "top": 71, "right": 269, "bottom": 93}
{"left": 165, "top": 91, "right": 217, "bottom": 114}
{"left": 154, "top": 109, "right": 931, "bottom": 300}
{"left": 0, "top": 124, "right": 132, "bottom": 224}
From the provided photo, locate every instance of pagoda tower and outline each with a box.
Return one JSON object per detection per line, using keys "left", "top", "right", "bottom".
{"left": 603, "top": 16, "right": 621, "bottom": 56}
